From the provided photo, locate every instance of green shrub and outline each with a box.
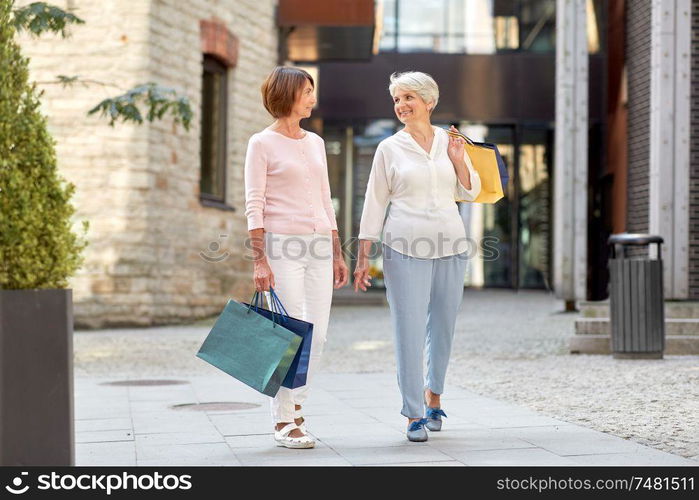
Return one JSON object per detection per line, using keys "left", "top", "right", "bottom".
{"left": 0, "top": 0, "right": 87, "bottom": 289}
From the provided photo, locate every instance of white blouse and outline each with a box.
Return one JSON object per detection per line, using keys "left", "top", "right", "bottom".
{"left": 358, "top": 126, "right": 481, "bottom": 259}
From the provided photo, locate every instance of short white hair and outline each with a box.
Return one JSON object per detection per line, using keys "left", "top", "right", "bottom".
{"left": 388, "top": 71, "right": 439, "bottom": 111}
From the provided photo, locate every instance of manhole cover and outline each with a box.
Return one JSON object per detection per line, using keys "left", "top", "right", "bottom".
{"left": 170, "top": 402, "right": 260, "bottom": 412}
{"left": 101, "top": 380, "right": 190, "bottom": 387}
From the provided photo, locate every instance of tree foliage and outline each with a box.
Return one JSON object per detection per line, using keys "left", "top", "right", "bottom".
{"left": 1, "top": 0, "right": 196, "bottom": 288}
{"left": 10, "top": 1, "right": 193, "bottom": 129}
{"left": 12, "top": 1, "right": 84, "bottom": 38}
{"left": 1, "top": 0, "right": 87, "bottom": 289}
{"left": 88, "top": 83, "right": 193, "bottom": 130}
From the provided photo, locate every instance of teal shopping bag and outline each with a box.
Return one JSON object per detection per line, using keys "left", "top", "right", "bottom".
{"left": 244, "top": 289, "right": 313, "bottom": 389}
{"left": 196, "top": 297, "right": 302, "bottom": 397}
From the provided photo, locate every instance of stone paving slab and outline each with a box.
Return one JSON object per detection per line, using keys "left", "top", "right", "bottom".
{"left": 447, "top": 447, "right": 576, "bottom": 466}
{"left": 76, "top": 430, "right": 134, "bottom": 444}
{"left": 74, "top": 373, "right": 699, "bottom": 467}
{"left": 75, "top": 417, "right": 133, "bottom": 433}
{"left": 136, "top": 443, "right": 241, "bottom": 466}
{"left": 505, "top": 425, "right": 646, "bottom": 456}
{"left": 75, "top": 441, "right": 136, "bottom": 466}
{"left": 337, "top": 445, "right": 456, "bottom": 466}
{"left": 567, "top": 450, "right": 696, "bottom": 466}
{"left": 74, "top": 291, "right": 699, "bottom": 461}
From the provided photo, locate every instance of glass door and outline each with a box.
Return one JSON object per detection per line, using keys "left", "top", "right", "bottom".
{"left": 459, "top": 123, "right": 552, "bottom": 289}
{"left": 325, "top": 119, "right": 553, "bottom": 291}
{"left": 518, "top": 127, "right": 552, "bottom": 289}
{"left": 459, "top": 124, "right": 516, "bottom": 288}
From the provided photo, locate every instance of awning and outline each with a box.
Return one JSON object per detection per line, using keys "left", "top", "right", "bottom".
{"left": 278, "top": 0, "right": 377, "bottom": 62}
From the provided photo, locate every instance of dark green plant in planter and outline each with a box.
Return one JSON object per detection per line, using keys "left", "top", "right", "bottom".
{"left": 0, "top": 24, "right": 87, "bottom": 289}
{"left": 1, "top": 0, "right": 193, "bottom": 465}
{"left": 0, "top": 0, "right": 87, "bottom": 466}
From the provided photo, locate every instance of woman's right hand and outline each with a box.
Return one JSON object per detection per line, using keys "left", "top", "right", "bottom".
{"left": 353, "top": 257, "right": 372, "bottom": 292}
{"left": 253, "top": 259, "right": 275, "bottom": 292}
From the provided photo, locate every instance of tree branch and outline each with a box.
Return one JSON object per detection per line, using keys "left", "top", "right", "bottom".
{"left": 87, "top": 82, "right": 193, "bottom": 130}
{"left": 35, "top": 75, "right": 123, "bottom": 89}
{"left": 12, "top": 1, "right": 84, "bottom": 38}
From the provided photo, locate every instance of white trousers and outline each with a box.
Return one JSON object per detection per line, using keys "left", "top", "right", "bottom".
{"left": 264, "top": 232, "right": 334, "bottom": 423}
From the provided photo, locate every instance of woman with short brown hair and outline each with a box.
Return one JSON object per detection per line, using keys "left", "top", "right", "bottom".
{"left": 244, "top": 66, "right": 349, "bottom": 449}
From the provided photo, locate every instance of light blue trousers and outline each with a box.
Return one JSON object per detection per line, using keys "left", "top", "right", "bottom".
{"left": 382, "top": 244, "right": 468, "bottom": 418}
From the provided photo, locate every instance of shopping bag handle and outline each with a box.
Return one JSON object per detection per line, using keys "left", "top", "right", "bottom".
{"left": 269, "top": 288, "right": 289, "bottom": 317}
{"left": 445, "top": 128, "right": 475, "bottom": 146}
{"left": 246, "top": 290, "right": 281, "bottom": 327}
{"left": 268, "top": 287, "right": 289, "bottom": 324}
{"left": 247, "top": 291, "right": 266, "bottom": 313}
{"left": 246, "top": 289, "right": 290, "bottom": 327}
{"left": 252, "top": 291, "right": 263, "bottom": 309}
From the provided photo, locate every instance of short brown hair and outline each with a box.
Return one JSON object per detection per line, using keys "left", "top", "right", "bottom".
{"left": 260, "top": 66, "right": 314, "bottom": 118}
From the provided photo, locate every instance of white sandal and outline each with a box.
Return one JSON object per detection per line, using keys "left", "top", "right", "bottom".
{"left": 274, "top": 423, "right": 315, "bottom": 449}
{"left": 294, "top": 408, "right": 307, "bottom": 434}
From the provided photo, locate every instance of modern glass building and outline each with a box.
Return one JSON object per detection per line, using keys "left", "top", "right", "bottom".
{"left": 280, "top": 0, "right": 607, "bottom": 292}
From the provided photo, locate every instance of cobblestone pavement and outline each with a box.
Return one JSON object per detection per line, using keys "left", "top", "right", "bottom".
{"left": 74, "top": 289, "right": 699, "bottom": 462}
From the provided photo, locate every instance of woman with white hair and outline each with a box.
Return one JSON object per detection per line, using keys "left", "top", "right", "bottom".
{"left": 354, "top": 71, "right": 481, "bottom": 442}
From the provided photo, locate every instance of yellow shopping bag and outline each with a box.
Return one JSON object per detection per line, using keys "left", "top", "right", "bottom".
{"left": 448, "top": 130, "right": 507, "bottom": 204}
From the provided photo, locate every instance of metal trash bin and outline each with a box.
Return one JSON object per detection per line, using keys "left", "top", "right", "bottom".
{"left": 608, "top": 233, "right": 665, "bottom": 359}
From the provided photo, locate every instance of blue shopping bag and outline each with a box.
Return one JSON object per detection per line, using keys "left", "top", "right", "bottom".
{"left": 195, "top": 293, "right": 301, "bottom": 397}
{"left": 473, "top": 141, "right": 509, "bottom": 192}
{"left": 243, "top": 288, "right": 313, "bottom": 389}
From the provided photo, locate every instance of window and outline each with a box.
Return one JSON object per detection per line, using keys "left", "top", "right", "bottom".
{"left": 380, "top": 0, "right": 469, "bottom": 53}
{"left": 377, "top": 0, "right": 604, "bottom": 55}
{"left": 200, "top": 55, "right": 228, "bottom": 205}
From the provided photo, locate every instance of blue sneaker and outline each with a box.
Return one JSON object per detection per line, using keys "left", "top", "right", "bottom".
{"left": 407, "top": 418, "right": 428, "bottom": 442}
{"left": 425, "top": 407, "right": 447, "bottom": 431}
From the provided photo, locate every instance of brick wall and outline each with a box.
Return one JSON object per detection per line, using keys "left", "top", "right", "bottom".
{"left": 16, "top": 0, "right": 278, "bottom": 327}
{"left": 691, "top": 0, "right": 699, "bottom": 298}
{"left": 625, "top": 0, "right": 652, "bottom": 244}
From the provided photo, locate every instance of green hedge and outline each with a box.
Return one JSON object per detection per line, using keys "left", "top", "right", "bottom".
{"left": 0, "top": 0, "right": 87, "bottom": 289}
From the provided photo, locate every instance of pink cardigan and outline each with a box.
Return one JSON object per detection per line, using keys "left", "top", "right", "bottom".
{"left": 244, "top": 128, "right": 338, "bottom": 235}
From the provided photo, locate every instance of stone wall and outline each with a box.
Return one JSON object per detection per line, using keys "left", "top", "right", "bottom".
{"left": 16, "top": 0, "right": 278, "bottom": 327}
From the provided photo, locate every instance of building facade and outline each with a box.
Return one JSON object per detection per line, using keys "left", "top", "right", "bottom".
{"left": 286, "top": 0, "right": 607, "bottom": 296}
{"left": 286, "top": 0, "right": 698, "bottom": 305}
{"left": 599, "top": 0, "right": 697, "bottom": 301}
{"left": 17, "top": 0, "right": 278, "bottom": 327}
{"left": 17, "top": 0, "right": 698, "bottom": 328}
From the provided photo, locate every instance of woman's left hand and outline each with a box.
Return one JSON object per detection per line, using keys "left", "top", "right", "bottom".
{"left": 447, "top": 125, "right": 466, "bottom": 166}
{"left": 333, "top": 258, "right": 349, "bottom": 289}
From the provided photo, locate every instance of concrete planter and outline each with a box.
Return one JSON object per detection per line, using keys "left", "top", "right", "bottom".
{"left": 0, "top": 289, "right": 74, "bottom": 465}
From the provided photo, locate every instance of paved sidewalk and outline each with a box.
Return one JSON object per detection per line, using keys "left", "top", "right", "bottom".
{"left": 75, "top": 372, "right": 696, "bottom": 466}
